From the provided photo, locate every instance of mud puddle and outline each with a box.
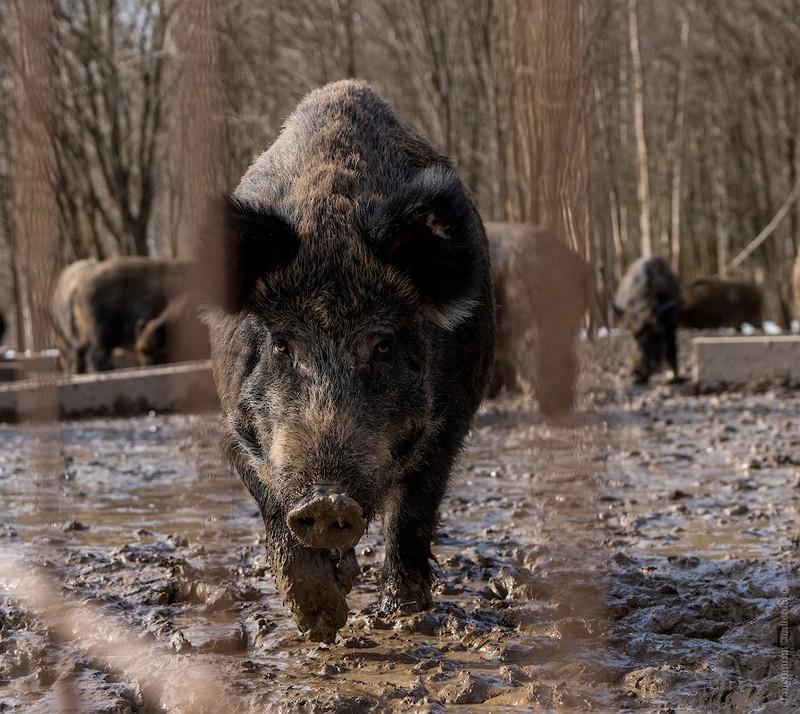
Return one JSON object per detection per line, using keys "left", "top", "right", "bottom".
{"left": 1, "top": 342, "right": 799, "bottom": 712}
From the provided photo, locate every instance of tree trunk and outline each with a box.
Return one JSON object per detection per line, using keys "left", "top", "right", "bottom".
{"left": 670, "top": 5, "right": 690, "bottom": 272}
{"left": 711, "top": 127, "right": 731, "bottom": 276}
{"left": 627, "top": 0, "right": 652, "bottom": 257}
{"left": 170, "top": 0, "right": 228, "bottom": 258}
{"left": 9, "top": 0, "right": 59, "bottom": 352}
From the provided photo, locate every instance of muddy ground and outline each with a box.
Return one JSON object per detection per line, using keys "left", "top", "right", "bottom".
{"left": 0, "top": 331, "right": 798, "bottom": 712}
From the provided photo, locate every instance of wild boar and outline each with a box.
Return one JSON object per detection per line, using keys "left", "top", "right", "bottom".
{"left": 613, "top": 256, "right": 681, "bottom": 383}
{"left": 487, "top": 222, "right": 589, "bottom": 416}
{"left": 52, "top": 256, "right": 191, "bottom": 373}
{"left": 679, "top": 277, "right": 762, "bottom": 329}
{"left": 198, "top": 80, "right": 495, "bottom": 642}
{"left": 134, "top": 293, "right": 210, "bottom": 366}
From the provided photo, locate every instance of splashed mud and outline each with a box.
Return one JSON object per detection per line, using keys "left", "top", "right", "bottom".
{"left": 1, "top": 333, "right": 798, "bottom": 712}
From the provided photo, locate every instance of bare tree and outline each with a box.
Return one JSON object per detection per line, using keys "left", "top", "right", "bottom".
{"left": 51, "top": 0, "right": 171, "bottom": 259}
{"left": 627, "top": 0, "right": 652, "bottom": 257}
{"left": 669, "top": 3, "right": 691, "bottom": 271}
{"left": 168, "top": 0, "right": 229, "bottom": 258}
{"left": 8, "top": 0, "right": 59, "bottom": 351}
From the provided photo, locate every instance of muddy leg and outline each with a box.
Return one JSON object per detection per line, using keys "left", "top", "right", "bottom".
{"left": 379, "top": 463, "right": 449, "bottom": 614}
{"left": 268, "top": 531, "right": 356, "bottom": 644}
{"left": 240, "top": 472, "right": 354, "bottom": 642}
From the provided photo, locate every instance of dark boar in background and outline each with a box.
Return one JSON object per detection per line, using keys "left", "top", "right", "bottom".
{"left": 198, "top": 80, "right": 495, "bottom": 643}
{"left": 51, "top": 256, "right": 190, "bottom": 372}
{"left": 134, "top": 293, "right": 210, "bottom": 366}
{"left": 613, "top": 256, "right": 681, "bottom": 383}
{"left": 679, "top": 277, "right": 761, "bottom": 330}
{"left": 487, "top": 222, "right": 589, "bottom": 416}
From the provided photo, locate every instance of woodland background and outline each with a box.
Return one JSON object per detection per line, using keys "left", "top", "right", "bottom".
{"left": 1, "top": 0, "right": 799, "bottom": 349}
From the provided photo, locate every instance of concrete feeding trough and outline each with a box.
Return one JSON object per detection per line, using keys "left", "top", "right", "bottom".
{"left": 0, "top": 360, "right": 218, "bottom": 422}
{"left": 0, "top": 352, "right": 60, "bottom": 383}
{"left": 692, "top": 335, "right": 800, "bottom": 386}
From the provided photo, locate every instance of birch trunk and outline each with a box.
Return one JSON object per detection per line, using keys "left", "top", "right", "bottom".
{"left": 670, "top": 6, "right": 690, "bottom": 272}
{"left": 9, "top": 0, "right": 58, "bottom": 351}
{"left": 627, "top": 0, "right": 652, "bottom": 257}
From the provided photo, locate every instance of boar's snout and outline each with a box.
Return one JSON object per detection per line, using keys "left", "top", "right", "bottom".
{"left": 287, "top": 491, "right": 365, "bottom": 551}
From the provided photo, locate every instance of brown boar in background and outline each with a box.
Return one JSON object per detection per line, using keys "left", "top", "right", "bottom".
{"left": 51, "top": 257, "right": 190, "bottom": 372}
{"left": 679, "top": 277, "right": 762, "bottom": 330}
{"left": 487, "top": 222, "right": 589, "bottom": 416}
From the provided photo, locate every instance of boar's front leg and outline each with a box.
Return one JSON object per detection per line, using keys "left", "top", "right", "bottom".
{"left": 269, "top": 537, "right": 357, "bottom": 643}
{"left": 245, "top": 477, "right": 357, "bottom": 643}
{"left": 379, "top": 457, "right": 450, "bottom": 614}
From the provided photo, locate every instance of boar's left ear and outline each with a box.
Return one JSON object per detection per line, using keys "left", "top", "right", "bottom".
{"left": 369, "top": 166, "right": 485, "bottom": 330}
{"left": 196, "top": 195, "right": 299, "bottom": 313}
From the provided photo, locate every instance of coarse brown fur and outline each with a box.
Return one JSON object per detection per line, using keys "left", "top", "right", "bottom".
{"left": 487, "top": 222, "right": 590, "bottom": 416}
{"left": 679, "top": 277, "right": 762, "bottom": 329}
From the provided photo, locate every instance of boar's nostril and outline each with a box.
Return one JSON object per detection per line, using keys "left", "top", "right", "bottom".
{"left": 287, "top": 493, "right": 365, "bottom": 551}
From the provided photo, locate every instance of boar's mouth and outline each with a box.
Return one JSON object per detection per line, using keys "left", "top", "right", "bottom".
{"left": 286, "top": 491, "right": 365, "bottom": 551}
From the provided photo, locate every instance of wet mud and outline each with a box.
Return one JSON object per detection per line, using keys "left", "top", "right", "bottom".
{"left": 1, "top": 332, "right": 799, "bottom": 712}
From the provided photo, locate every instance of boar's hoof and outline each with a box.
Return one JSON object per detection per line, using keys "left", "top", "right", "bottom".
{"left": 378, "top": 578, "right": 432, "bottom": 616}
{"left": 287, "top": 493, "right": 365, "bottom": 550}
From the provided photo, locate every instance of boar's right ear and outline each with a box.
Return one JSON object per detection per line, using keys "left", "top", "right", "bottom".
{"left": 368, "top": 166, "right": 485, "bottom": 330}
{"left": 196, "top": 195, "right": 299, "bottom": 313}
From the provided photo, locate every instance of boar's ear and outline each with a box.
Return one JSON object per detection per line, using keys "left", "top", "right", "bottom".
{"left": 369, "top": 166, "right": 485, "bottom": 330}
{"left": 196, "top": 195, "right": 299, "bottom": 313}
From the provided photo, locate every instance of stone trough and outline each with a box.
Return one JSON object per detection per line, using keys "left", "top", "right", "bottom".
{"left": 0, "top": 359, "right": 218, "bottom": 422}
{"left": 692, "top": 335, "right": 800, "bottom": 386}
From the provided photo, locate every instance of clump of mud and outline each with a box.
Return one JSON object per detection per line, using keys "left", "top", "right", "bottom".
{"left": 1, "top": 334, "right": 799, "bottom": 711}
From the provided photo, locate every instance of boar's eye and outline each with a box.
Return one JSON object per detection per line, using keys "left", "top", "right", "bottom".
{"left": 272, "top": 340, "right": 292, "bottom": 358}
{"left": 371, "top": 339, "right": 393, "bottom": 361}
